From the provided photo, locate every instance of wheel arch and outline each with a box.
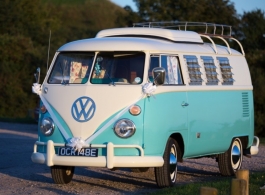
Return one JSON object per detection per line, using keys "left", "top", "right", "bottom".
{"left": 229, "top": 136, "right": 248, "bottom": 149}
{"left": 238, "top": 136, "right": 248, "bottom": 149}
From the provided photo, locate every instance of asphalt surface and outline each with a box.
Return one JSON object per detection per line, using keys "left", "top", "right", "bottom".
{"left": 0, "top": 122, "right": 264, "bottom": 195}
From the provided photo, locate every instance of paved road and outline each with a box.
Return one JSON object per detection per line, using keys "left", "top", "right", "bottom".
{"left": 0, "top": 122, "right": 264, "bottom": 195}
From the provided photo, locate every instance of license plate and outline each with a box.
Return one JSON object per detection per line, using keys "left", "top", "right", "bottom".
{"left": 58, "top": 147, "right": 98, "bottom": 157}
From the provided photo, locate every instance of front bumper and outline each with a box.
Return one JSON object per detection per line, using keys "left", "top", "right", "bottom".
{"left": 31, "top": 140, "right": 164, "bottom": 168}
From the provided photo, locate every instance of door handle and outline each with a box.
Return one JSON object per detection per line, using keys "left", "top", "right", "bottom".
{"left": 182, "top": 102, "right": 189, "bottom": 107}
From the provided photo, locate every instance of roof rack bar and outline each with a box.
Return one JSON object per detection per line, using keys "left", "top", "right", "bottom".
{"left": 215, "top": 36, "right": 232, "bottom": 55}
{"left": 132, "top": 21, "right": 244, "bottom": 56}
{"left": 230, "top": 37, "right": 245, "bottom": 56}
{"left": 199, "top": 34, "right": 218, "bottom": 54}
{"left": 133, "top": 21, "right": 232, "bottom": 38}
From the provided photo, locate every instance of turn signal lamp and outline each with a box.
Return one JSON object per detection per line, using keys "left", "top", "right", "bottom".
{"left": 40, "top": 105, "right": 47, "bottom": 113}
{"left": 129, "top": 105, "right": 141, "bottom": 116}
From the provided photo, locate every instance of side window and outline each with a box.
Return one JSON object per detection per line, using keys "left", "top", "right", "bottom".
{"left": 148, "top": 56, "right": 159, "bottom": 82}
{"left": 201, "top": 56, "right": 219, "bottom": 85}
{"left": 149, "top": 55, "right": 183, "bottom": 85}
{"left": 184, "top": 55, "right": 203, "bottom": 85}
{"left": 217, "top": 57, "right": 234, "bottom": 85}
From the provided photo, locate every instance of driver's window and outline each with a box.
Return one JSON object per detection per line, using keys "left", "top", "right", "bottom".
{"left": 149, "top": 55, "right": 183, "bottom": 85}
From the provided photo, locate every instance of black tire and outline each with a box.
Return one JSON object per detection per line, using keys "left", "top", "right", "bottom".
{"left": 50, "top": 166, "right": 75, "bottom": 184}
{"left": 218, "top": 138, "right": 243, "bottom": 176}
{"left": 155, "top": 137, "right": 181, "bottom": 188}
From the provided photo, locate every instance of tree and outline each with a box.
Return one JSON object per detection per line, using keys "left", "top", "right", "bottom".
{"left": 236, "top": 9, "right": 265, "bottom": 136}
{"left": 237, "top": 9, "right": 265, "bottom": 52}
{"left": 133, "top": 0, "right": 239, "bottom": 25}
{"left": 0, "top": 0, "right": 130, "bottom": 118}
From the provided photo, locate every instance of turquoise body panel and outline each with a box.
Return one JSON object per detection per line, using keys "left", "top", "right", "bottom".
{"left": 91, "top": 100, "right": 145, "bottom": 156}
{"left": 185, "top": 90, "right": 254, "bottom": 157}
{"left": 38, "top": 101, "right": 73, "bottom": 143}
{"left": 38, "top": 89, "right": 254, "bottom": 159}
{"left": 143, "top": 89, "right": 188, "bottom": 155}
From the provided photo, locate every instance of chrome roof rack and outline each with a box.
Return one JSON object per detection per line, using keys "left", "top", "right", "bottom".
{"left": 133, "top": 21, "right": 232, "bottom": 37}
{"left": 133, "top": 21, "right": 244, "bottom": 56}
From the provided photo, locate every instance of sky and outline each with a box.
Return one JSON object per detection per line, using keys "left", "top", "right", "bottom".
{"left": 111, "top": 0, "right": 265, "bottom": 15}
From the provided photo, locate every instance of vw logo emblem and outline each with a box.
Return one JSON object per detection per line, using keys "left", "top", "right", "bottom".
{"left": 71, "top": 96, "right": 96, "bottom": 122}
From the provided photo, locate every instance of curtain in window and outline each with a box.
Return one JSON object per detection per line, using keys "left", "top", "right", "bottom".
{"left": 166, "top": 56, "right": 179, "bottom": 84}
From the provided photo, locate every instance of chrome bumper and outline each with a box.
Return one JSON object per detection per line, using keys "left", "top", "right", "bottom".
{"left": 250, "top": 136, "right": 259, "bottom": 155}
{"left": 31, "top": 140, "right": 164, "bottom": 168}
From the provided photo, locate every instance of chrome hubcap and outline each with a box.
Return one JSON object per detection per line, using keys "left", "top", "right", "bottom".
{"left": 169, "top": 144, "right": 177, "bottom": 182}
{"left": 232, "top": 145, "right": 240, "bottom": 164}
{"left": 169, "top": 153, "right": 177, "bottom": 174}
{"left": 231, "top": 139, "right": 242, "bottom": 170}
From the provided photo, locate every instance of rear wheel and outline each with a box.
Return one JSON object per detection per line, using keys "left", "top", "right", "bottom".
{"left": 50, "top": 166, "right": 75, "bottom": 184}
{"left": 218, "top": 138, "right": 243, "bottom": 176}
{"left": 155, "top": 137, "right": 181, "bottom": 187}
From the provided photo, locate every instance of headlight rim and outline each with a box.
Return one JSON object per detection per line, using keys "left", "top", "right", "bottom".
{"left": 40, "top": 117, "right": 55, "bottom": 136}
{"left": 113, "top": 118, "right": 136, "bottom": 138}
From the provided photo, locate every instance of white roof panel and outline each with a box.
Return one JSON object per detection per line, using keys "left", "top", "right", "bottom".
{"left": 58, "top": 37, "right": 241, "bottom": 55}
{"left": 96, "top": 27, "right": 203, "bottom": 43}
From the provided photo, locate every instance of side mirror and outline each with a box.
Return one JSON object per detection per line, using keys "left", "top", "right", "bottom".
{"left": 152, "top": 67, "right": 165, "bottom": 86}
{"left": 34, "top": 67, "right": 40, "bottom": 84}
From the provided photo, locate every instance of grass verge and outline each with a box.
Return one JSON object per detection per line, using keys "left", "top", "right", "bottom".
{"left": 149, "top": 171, "right": 265, "bottom": 195}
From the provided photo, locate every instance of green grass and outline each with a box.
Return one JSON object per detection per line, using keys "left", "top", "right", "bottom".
{"left": 149, "top": 171, "right": 265, "bottom": 195}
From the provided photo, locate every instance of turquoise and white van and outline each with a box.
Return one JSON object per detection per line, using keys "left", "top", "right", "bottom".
{"left": 31, "top": 22, "right": 259, "bottom": 187}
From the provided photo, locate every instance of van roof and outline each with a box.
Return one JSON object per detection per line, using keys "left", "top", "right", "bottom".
{"left": 95, "top": 27, "right": 203, "bottom": 44}
{"left": 58, "top": 36, "right": 242, "bottom": 56}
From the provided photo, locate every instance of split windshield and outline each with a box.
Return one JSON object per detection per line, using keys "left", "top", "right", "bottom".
{"left": 48, "top": 51, "right": 145, "bottom": 85}
{"left": 48, "top": 52, "right": 94, "bottom": 84}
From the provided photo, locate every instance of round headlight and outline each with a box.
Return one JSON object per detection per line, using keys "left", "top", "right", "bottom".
{"left": 40, "top": 117, "right": 55, "bottom": 136}
{"left": 114, "top": 119, "right": 136, "bottom": 138}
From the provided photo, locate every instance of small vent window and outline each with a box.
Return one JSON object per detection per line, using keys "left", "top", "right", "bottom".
{"left": 242, "top": 92, "right": 249, "bottom": 117}
{"left": 184, "top": 55, "right": 202, "bottom": 85}
{"left": 217, "top": 57, "right": 234, "bottom": 85}
{"left": 201, "top": 56, "right": 218, "bottom": 85}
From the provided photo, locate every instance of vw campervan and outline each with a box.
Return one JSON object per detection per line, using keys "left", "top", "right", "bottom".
{"left": 32, "top": 22, "right": 259, "bottom": 187}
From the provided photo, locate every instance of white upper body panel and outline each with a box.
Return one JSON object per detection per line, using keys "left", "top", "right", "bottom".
{"left": 56, "top": 27, "right": 249, "bottom": 87}
{"left": 96, "top": 27, "right": 203, "bottom": 43}
{"left": 58, "top": 36, "right": 242, "bottom": 56}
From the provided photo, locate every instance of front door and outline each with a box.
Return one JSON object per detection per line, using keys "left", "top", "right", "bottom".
{"left": 143, "top": 55, "right": 188, "bottom": 155}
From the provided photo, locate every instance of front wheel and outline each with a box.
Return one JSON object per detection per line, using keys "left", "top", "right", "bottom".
{"left": 155, "top": 138, "right": 181, "bottom": 187}
{"left": 50, "top": 166, "right": 75, "bottom": 184}
{"left": 218, "top": 138, "right": 243, "bottom": 176}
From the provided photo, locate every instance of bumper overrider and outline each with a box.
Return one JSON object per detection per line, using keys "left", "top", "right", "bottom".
{"left": 31, "top": 140, "right": 164, "bottom": 168}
